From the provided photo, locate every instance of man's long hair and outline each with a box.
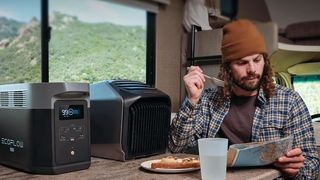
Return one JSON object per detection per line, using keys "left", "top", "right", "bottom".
{"left": 218, "top": 54, "right": 275, "bottom": 100}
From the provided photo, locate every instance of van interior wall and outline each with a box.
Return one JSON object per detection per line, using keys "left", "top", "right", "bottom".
{"left": 155, "top": 0, "right": 223, "bottom": 112}
{"left": 155, "top": 0, "right": 184, "bottom": 112}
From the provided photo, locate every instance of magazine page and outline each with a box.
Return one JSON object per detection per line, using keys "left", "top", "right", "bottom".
{"left": 227, "top": 136, "right": 293, "bottom": 167}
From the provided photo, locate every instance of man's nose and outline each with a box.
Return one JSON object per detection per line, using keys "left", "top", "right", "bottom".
{"left": 247, "top": 62, "right": 256, "bottom": 74}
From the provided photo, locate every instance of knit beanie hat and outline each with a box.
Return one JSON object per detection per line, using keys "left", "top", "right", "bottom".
{"left": 221, "top": 19, "right": 266, "bottom": 62}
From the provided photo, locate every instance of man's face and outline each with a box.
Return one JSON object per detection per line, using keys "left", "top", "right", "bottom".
{"left": 230, "top": 54, "right": 265, "bottom": 92}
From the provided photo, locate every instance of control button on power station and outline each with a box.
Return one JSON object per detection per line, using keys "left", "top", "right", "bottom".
{"left": 71, "top": 150, "right": 75, "bottom": 155}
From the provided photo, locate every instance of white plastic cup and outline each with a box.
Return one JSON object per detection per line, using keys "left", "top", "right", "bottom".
{"left": 198, "top": 138, "right": 228, "bottom": 180}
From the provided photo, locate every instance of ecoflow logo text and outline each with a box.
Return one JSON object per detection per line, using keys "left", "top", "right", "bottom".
{"left": 1, "top": 137, "right": 24, "bottom": 152}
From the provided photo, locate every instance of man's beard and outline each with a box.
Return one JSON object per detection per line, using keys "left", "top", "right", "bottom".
{"left": 233, "top": 73, "right": 262, "bottom": 91}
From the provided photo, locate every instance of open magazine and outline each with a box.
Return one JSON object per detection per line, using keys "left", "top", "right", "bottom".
{"left": 227, "top": 136, "right": 293, "bottom": 167}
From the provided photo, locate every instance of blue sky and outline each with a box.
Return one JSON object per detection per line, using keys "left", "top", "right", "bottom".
{"left": 0, "top": 1, "right": 40, "bottom": 22}
{"left": 0, "top": 0, "right": 145, "bottom": 27}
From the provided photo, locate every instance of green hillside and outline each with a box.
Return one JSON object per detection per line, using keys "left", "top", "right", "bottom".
{"left": 0, "top": 12, "right": 146, "bottom": 84}
{"left": 0, "top": 18, "right": 41, "bottom": 84}
{"left": 49, "top": 12, "right": 146, "bottom": 83}
{"left": 0, "top": 17, "right": 23, "bottom": 39}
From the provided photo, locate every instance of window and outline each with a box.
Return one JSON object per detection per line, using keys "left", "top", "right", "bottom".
{"left": 0, "top": 0, "right": 155, "bottom": 85}
{"left": 0, "top": 0, "right": 41, "bottom": 84}
{"left": 49, "top": 0, "right": 147, "bottom": 83}
{"left": 293, "top": 75, "right": 320, "bottom": 121}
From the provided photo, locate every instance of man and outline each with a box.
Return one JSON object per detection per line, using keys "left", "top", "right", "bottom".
{"left": 169, "top": 19, "right": 319, "bottom": 179}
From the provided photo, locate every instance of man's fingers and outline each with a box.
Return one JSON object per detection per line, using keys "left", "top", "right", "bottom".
{"left": 194, "top": 81, "right": 203, "bottom": 89}
{"left": 191, "top": 76, "right": 204, "bottom": 89}
{"left": 274, "top": 148, "right": 304, "bottom": 178}
{"left": 187, "top": 66, "right": 203, "bottom": 73}
{"left": 275, "top": 162, "right": 303, "bottom": 177}
{"left": 279, "top": 168, "right": 300, "bottom": 177}
{"left": 186, "top": 69, "right": 205, "bottom": 82}
{"left": 278, "top": 155, "right": 304, "bottom": 163}
{"left": 184, "top": 75, "right": 204, "bottom": 90}
{"left": 286, "top": 148, "right": 302, "bottom": 157}
{"left": 274, "top": 162, "right": 304, "bottom": 169}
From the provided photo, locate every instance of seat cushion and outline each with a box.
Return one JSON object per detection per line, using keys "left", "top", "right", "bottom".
{"left": 285, "top": 20, "right": 320, "bottom": 40}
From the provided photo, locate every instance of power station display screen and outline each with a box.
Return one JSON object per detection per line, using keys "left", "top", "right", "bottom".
{"left": 59, "top": 105, "right": 84, "bottom": 120}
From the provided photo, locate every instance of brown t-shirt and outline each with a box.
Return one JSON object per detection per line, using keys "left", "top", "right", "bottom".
{"left": 218, "top": 94, "right": 257, "bottom": 145}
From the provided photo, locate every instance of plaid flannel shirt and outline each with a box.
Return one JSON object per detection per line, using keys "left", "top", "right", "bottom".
{"left": 169, "top": 84, "right": 319, "bottom": 179}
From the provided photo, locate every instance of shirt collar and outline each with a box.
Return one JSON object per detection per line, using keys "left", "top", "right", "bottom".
{"left": 257, "top": 88, "right": 267, "bottom": 107}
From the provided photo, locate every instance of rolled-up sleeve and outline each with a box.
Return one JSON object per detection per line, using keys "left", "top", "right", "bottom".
{"left": 168, "top": 97, "right": 207, "bottom": 153}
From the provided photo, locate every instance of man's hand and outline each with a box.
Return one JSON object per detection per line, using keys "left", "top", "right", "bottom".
{"left": 274, "top": 148, "right": 305, "bottom": 177}
{"left": 184, "top": 66, "right": 205, "bottom": 105}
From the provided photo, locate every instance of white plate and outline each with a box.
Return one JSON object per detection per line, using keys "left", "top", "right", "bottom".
{"left": 140, "top": 159, "right": 200, "bottom": 173}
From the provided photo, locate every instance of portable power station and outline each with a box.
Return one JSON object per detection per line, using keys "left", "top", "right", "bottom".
{"left": 0, "top": 83, "right": 91, "bottom": 174}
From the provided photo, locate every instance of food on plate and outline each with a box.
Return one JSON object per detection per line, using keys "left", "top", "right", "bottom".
{"left": 151, "top": 156, "right": 200, "bottom": 169}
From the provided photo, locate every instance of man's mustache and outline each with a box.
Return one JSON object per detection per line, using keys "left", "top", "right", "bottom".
{"left": 241, "top": 73, "right": 261, "bottom": 81}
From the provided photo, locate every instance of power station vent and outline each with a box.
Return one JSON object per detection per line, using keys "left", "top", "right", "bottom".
{"left": 0, "top": 90, "right": 27, "bottom": 108}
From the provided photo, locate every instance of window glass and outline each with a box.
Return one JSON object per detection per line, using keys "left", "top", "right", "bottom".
{"left": 49, "top": 0, "right": 146, "bottom": 83}
{"left": 0, "top": 0, "right": 41, "bottom": 84}
{"left": 293, "top": 75, "right": 320, "bottom": 120}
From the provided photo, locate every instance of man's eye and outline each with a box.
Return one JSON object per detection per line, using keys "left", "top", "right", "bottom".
{"left": 237, "top": 61, "right": 246, "bottom": 65}
{"left": 254, "top": 56, "right": 263, "bottom": 62}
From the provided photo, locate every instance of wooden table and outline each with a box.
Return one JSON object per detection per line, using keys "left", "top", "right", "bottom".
{"left": 0, "top": 153, "right": 281, "bottom": 180}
